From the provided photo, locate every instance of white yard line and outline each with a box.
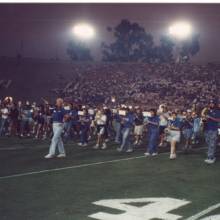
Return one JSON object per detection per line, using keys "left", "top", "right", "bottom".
{"left": 186, "top": 203, "right": 220, "bottom": 220}
{"left": 0, "top": 155, "right": 146, "bottom": 180}
{"left": 0, "top": 147, "right": 206, "bottom": 181}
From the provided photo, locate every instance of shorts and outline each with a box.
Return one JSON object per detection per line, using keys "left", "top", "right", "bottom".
{"left": 159, "top": 126, "right": 167, "bottom": 135}
{"left": 134, "top": 125, "right": 144, "bottom": 136}
{"left": 167, "top": 130, "right": 181, "bottom": 142}
{"left": 97, "top": 125, "right": 105, "bottom": 135}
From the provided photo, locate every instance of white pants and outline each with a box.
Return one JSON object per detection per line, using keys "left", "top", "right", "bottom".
{"left": 49, "top": 123, "right": 65, "bottom": 155}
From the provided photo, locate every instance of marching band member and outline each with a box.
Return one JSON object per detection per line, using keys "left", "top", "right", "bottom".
{"left": 44, "top": 98, "right": 67, "bottom": 159}
{"left": 166, "top": 112, "right": 182, "bottom": 160}
{"left": 93, "top": 107, "right": 107, "bottom": 149}
{"left": 203, "top": 100, "right": 220, "bottom": 164}
{"left": 144, "top": 109, "right": 160, "bottom": 157}
{"left": 117, "top": 108, "right": 134, "bottom": 153}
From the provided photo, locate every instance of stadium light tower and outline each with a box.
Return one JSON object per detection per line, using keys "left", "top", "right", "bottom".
{"left": 168, "top": 21, "right": 192, "bottom": 63}
{"left": 72, "top": 23, "right": 95, "bottom": 41}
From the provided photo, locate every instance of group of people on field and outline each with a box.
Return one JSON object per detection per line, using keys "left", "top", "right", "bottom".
{"left": 1, "top": 96, "right": 219, "bottom": 164}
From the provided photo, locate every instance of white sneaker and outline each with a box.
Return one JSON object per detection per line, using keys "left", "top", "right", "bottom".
{"left": 152, "top": 152, "right": 158, "bottom": 156}
{"left": 101, "top": 143, "right": 107, "bottom": 150}
{"left": 144, "top": 152, "right": 151, "bottom": 157}
{"left": 78, "top": 143, "right": 83, "bottom": 146}
{"left": 204, "top": 158, "right": 216, "bottom": 164}
{"left": 57, "top": 153, "right": 66, "bottom": 158}
{"left": 159, "top": 143, "right": 163, "bottom": 147}
{"left": 117, "top": 147, "right": 123, "bottom": 152}
{"left": 134, "top": 141, "right": 138, "bottom": 145}
{"left": 126, "top": 149, "right": 133, "bottom": 153}
{"left": 83, "top": 143, "right": 88, "bottom": 147}
{"left": 170, "top": 154, "right": 177, "bottom": 160}
{"left": 44, "top": 154, "right": 55, "bottom": 159}
{"left": 93, "top": 144, "right": 99, "bottom": 149}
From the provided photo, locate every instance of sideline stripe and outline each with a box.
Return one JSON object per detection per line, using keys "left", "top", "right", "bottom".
{"left": 186, "top": 203, "right": 220, "bottom": 220}
{"left": 0, "top": 147, "right": 206, "bottom": 181}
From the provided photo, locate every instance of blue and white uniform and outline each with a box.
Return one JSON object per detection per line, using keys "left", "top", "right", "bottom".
{"left": 167, "top": 117, "right": 182, "bottom": 143}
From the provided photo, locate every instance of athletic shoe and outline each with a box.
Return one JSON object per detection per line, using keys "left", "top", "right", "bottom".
{"left": 126, "top": 149, "right": 133, "bottom": 153}
{"left": 101, "top": 143, "right": 107, "bottom": 150}
{"left": 117, "top": 147, "right": 123, "bottom": 152}
{"left": 144, "top": 152, "right": 151, "bottom": 157}
{"left": 152, "top": 152, "right": 158, "bottom": 156}
{"left": 78, "top": 143, "right": 83, "bottom": 146}
{"left": 83, "top": 143, "right": 88, "bottom": 147}
{"left": 57, "top": 153, "right": 66, "bottom": 158}
{"left": 93, "top": 144, "right": 99, "bottom": 149}
{"left": 204, "top": 158, "right": 216, "bottom": 164}
{"left": 170, "top": 154, "right": 177, "bottom": 160}
{"left": 44, "top": 154, "right": 55, "bottom": 159}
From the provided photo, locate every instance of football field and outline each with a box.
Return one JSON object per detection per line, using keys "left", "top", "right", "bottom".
{"left": 0, "top": 137, "right": 220, "bottom": 220}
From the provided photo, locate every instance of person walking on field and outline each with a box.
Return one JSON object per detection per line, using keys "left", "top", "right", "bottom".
{"left": 45, "top": 98, "right": 68, "bottom": 159}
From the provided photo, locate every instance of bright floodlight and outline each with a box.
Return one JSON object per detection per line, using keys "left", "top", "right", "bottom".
{"left": 73, "top": 23, "right": 95, "bottom": 40}
{"left": 169, "top": 22, "right": 192, "bottom": 40}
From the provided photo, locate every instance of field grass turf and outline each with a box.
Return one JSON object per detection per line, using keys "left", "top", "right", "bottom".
{"left": 0, "top": 137, "right": 220, "bottom": 220}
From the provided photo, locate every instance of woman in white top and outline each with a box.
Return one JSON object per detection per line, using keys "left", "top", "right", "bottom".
{"left": 158, "top": 105, "right": 169, "bottom": 147}
{"left": 94, "top": 108, "right": 107, "bottom": 150}
{"left": 0, "top": 103, "right": 9, "bottom": 136}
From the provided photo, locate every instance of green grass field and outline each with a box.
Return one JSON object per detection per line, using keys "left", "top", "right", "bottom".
{"left": 0, "top": 137, "right": 220, "bottom": 220}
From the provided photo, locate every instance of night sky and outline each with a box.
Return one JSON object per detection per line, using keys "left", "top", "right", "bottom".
{"left": 0, "top": 3, "right": 220, "bottom": 63}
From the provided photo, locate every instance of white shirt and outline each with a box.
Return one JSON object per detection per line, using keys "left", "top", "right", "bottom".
{"left": 96, "top": 114, "right": 107, "bottom": 125}
{"left": 1, "top": 108, "right": 9, "bottom": 119}
{"left": 159, "top": 112, "right": 169, "bottom": 126}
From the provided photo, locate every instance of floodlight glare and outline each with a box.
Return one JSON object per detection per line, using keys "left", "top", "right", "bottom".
{"left": 169, "top": 21, "right": 192, "bottom": 40}
{"left": 73, "top": 23, "right": 95, "bottom": 40}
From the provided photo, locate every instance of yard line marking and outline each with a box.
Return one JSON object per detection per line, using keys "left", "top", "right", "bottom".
{"left": 0, "top": 146, "right": 206, "bottom": 181}
{"left": 0, "top": 156, "right": 146, "bottom": 180}
{"left": 186, "top": 203, "right": 220, "bottom": 220}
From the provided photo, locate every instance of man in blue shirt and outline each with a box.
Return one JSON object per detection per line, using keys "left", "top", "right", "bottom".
{"left": 144, "top": 109, "right": 160, "bottom": 156}
{"left": 204, "top": 99, "right": 220, "bottom": 164}
{"left": 113, "top": 109, "right": 122, "bottom": 143}
{"left": 45, "top": 98, "right": 68, "bottom": 159}
{"left": 117, "top": 109, "right": 134, "bottom": 153}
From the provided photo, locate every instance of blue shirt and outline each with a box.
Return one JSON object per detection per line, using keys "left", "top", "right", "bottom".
{"left": 123, "top": 113, "right": 134, "bottom": 128}
{"left": 182, "top": 118, "right": 193, "bottom": 130}
{"left": 114, "top": 113, "right": 121, "bottom": 123}
{"left": 70, "top": 109, "right": 78, "bottom": 124}
{"left": 147, "top": 116, "right": 160, "bottom": 130}
{"left": 206, "top": 109, "right": 220, "bottom": 131}
{"left": 169, "top": 117, "right": 182, "bottom": 129}
{"left": 52, "top": 108, "right": 66, "bottom": 123}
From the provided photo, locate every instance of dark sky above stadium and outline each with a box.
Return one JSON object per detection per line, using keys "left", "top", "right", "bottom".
{"left": 0, "top": 3, "right": 220, "bottom": 63}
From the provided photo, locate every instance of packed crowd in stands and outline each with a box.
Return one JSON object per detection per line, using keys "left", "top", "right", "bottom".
{"left": 0, "top": 94, "right": 220, "bottom": 164}
{"left": 53, "top": 62, "right": 220, "bottom": 110}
